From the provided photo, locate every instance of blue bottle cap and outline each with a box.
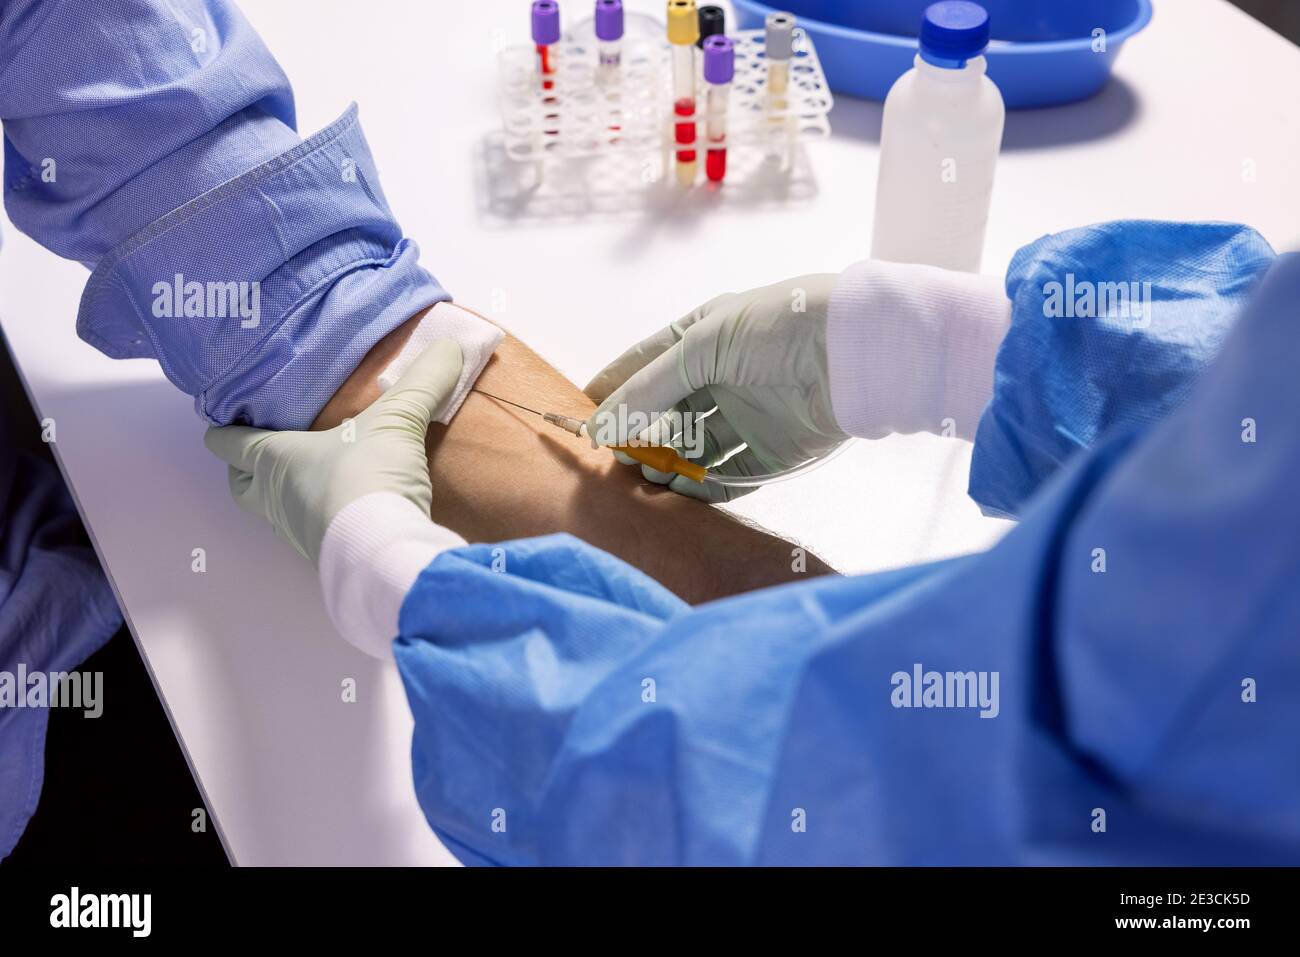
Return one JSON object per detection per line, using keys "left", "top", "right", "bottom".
{"left": 919, "top": 1, "right": 990, "bottom": 68}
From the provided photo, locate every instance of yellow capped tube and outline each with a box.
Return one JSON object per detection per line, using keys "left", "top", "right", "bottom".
{"left": 666, "top": 0, "right": 699, "bottom": 44}
{"left": 667, "top": 1, "right": 699, "bottom": 186}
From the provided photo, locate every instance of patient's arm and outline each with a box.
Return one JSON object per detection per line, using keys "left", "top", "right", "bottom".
{"left": 312, "top": 305, "right": 836, "bottom": 604}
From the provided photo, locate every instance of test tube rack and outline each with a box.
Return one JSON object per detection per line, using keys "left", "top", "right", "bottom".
{"left": 496, "top": 27, "right": 833, "bottom": 166}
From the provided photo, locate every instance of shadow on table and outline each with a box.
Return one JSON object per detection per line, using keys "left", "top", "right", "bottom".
{"left": 828, "top": 75, "right": 1142, "bottom": 150}
{"left": 40, "top": 377, "right": 442, "bottom": 865}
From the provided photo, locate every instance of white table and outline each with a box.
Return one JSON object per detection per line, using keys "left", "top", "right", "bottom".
{"left": 2, "top": 0, "right": 1297, "bottom": 866}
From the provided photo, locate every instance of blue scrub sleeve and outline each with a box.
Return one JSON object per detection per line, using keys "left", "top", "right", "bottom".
{"left": 394, "top": 533, "right": 941, "bottom": 866}
{"left": 970, "top": 221, "right": 1275, "bottom": 518}
{"left": 1, "top": 0, "right": 448, "bottom": 429}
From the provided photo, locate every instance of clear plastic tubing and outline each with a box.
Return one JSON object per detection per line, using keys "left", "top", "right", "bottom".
{"left": 667, "top": 0, "right": 699, "bottom": 186}
{"left": 594, "top": 0, "right": 623, "bottom": 86}
{"left": 702, "top": 35, "right": 734, "bottom": 183}
{"left": 703, "top": 440, "right": 852, "bottom": 488}
{"left": 871, "top": 1, "right": 1005, "bottom": 273}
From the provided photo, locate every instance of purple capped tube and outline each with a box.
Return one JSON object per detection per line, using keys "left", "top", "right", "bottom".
{"left": 594, "top": 0, "right": 623, "bottom": 84}
{"left": 702, "top": 34, "right": 733, "bottom": 182}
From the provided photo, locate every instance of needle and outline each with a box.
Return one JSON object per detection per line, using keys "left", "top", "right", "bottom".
{"left": 470, "top": 388, "right": 707, "bottom": 483}
{"left": 472, "top": 388, "right": 543, "bottom": 417}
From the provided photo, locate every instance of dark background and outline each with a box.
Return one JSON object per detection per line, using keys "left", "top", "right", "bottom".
{"left": 0, "top": 338, "right": 227, "bottom": 866}
{"left": 1231, "top": 0, "right": 1300, "bottom": 42}
{"left": 0, "top": 0, "right": 1294, "bottom": 867}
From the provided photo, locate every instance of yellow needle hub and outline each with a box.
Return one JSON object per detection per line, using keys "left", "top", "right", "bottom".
{"left": 614, "top": 444, "right": 707, "bottom": 483}
{"left": 472, "top": 389, "right": 708, "bottom": 484}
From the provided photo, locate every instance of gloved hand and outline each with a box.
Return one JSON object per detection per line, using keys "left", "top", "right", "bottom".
{"left": 584, "top": 275, "right": 849, "bottom": 502}
{"left": 204, "top": 339, "right": 463, "bottom": 564}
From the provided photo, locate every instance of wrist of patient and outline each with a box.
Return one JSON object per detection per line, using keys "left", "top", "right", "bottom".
{"left": 311, "top": 300, "right": 505, "bottom": 432}
{"left": 310, "top": 305, "right": 433, "bottom": 430}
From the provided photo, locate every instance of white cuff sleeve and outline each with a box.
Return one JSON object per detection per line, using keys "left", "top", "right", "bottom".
{"left": 378, "top": 302, "right": 505, "bottom": 424}
{"left": 318, "top": 492, "right": 466, "bottom": 661}
{"left": 826, "top": 260, "right": 1012, "bottom": 441}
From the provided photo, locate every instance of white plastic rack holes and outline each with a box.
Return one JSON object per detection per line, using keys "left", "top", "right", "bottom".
{"left": 497, "top": 27, "right": 833, "bottom": 164}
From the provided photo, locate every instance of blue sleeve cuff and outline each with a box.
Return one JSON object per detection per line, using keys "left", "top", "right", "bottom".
{"left": 75, "top": 104, "right": 449, "bottom": 429}
{"left": 969, "top": 221, "right": 1276, "bottom": 519}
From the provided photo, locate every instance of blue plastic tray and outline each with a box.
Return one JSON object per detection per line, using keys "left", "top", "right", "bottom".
{"left": 731, "top": 0, "right": 1154, "bottom": 109}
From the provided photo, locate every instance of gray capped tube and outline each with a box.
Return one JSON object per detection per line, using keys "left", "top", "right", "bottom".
{"left": 765, "top": 11, "right": 795, "bottom": 60}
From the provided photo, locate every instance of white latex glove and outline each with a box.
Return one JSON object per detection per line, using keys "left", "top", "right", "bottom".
{"left": 584, "top": 275, "right": 849, "bottom": 502}
{"left": 204, "top": 339, "right": 462, "bottom": 565}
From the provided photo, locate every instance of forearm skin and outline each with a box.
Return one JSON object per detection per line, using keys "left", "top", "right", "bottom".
{"left": 313, "top": 307, "right": 837, "bottom": 604}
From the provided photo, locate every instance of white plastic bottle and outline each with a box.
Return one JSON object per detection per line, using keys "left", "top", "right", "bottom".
{"left": 871, "top": 2, "right": 1004, "bottom": 273}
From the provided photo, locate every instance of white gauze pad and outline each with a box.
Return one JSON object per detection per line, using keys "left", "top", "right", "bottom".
{"left": 377, "top": 302, "right": 505, "bottom": 424}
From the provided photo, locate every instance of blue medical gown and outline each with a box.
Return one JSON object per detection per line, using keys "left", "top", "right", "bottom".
{"left": 972, "top": 220, "right": 1278, "bottom": 517}
{"left": 393, "top": 224, "right": 1297, "bottom": 865}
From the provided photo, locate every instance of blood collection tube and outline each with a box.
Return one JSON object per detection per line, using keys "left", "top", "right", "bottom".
{"left": 595, "top": 0, "right": 623, "bottom": 86}
{"left": 696, "top": 5, "right": 725, "bottom": 49}
{"left": 702, "top": 35, "right": 734, "bottom": 183}
{"left": 532, "top": 0, "right": 561, "bottom": 92}
{"left": 667, "top": 0, "right": 699, "bottom": 186}
{"left": 765, "top": 10, "right": 795, "bottom": 157}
